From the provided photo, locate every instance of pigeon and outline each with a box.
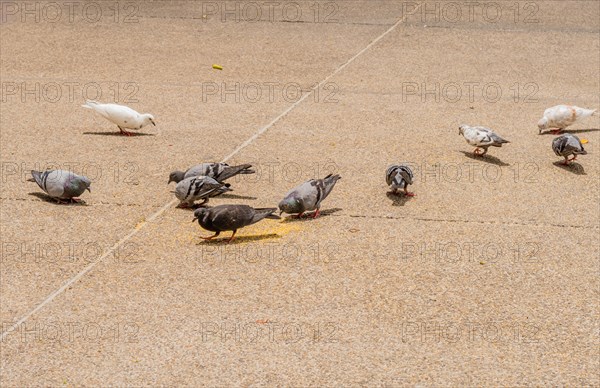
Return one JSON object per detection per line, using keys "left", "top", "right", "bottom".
{"left": 28, "top": 170, "right": 91, "bottom": 203}
{"left": 458, "top": 124, "right": 510, "bottom": 156}
{"left": 538, "top": 105, "right": 597, "bottom": 134}
{"left": 386, "top": 164, "right": 414, "bottom": 196}
{"left": 174, "top": 175, "right": 231, "bottom": 208}
{"left": 552, "top": 133, "right": 587, "bottom": 165}
{"left": 82, "top": 100, "right": 156, "bottom": 136}
{"left": 193, "top": 204, "right": 280, "bottom": 243}
{"left": 278, "top": 174, "right": 341, "bottom": 218}
{"left": 168, "top": 163, "right": 255, "bottom": 184}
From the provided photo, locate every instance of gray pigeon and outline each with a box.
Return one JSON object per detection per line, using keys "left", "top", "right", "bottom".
{"left": 459, "top": 124, "right": 510, "bottom": 156}
{"left": 552, "top": 133, "right": 587, "bottom": 165}
{"left": 193, "top": 204, "right": 280, "bottom": 242}
{"left": 28, "top": 170, "right": 91, "bottom": 203}
{"left": 386, "top": 164, "right": 414, "bottom": 196}
{"left": 174, "top": 175, "right": 231, "bottom": 208}
{"left": 169, "top": 163, "right": 255, "bottom": 184}
{"left": 278, "top": 174, "right": 341, "bottom": 218}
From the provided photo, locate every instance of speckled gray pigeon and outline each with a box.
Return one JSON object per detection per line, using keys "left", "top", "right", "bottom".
{"left": 386, "top": 164, "right": 414, "bottom": 196}
{"left": 28, "top": 170, "right": 91, "bottom": 203}
{"left": 174, "top": 175, "right": 231, "bottom": 208}
{"left": 168, "top": 163, "right": 254, "bottom": 184}
{"left": 278, "top": 174, "right": 341, "bottom": 218}
{"left": 193, "top": 204, "right": 280, "bottom": 242}
{"left": 459, "top": 124, "right": 510, "bottom": 156}
{"left": 552, "top": 133, "right": 587, "bottom": 165}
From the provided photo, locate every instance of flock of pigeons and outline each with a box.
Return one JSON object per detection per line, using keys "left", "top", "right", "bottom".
{"left": 458, "top": 104, "right": 596, "bottom": 164}
{"left": 28, "top": 101, "right": 596, "bottom": 242}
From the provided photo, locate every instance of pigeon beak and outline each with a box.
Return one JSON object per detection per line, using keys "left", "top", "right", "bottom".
{"left": 86, "top": 187, "right": 91, "bottom": 193}
{"left": 151, "top": 120, "right": 156, "bottom": 126}
{"left": 192, "top": 217, "right": 197, "bottom": 223}
{"left": 279, "top": 210, "right": 283, "bottom": 216}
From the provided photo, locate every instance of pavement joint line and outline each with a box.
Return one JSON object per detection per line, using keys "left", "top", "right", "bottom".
{"left": 0, "top": 197, "right": 171, "bottom": 208}
{"left": 125, "top": 14, "right": 600, "bottom": 34}
{"left": 402, "top": 24, "right": 599, "bottom": 35}
{"left": 0, "top": 3, "right": 424, "bottom": 342}
{"left": 340, "top": 213, "right": 598, "bottom": 230}
{"left": 4, "top": 194, "right": 595, "bottom": 229}
{"left": 339, "top": 90, "right": 600, "bottom": 100}
{"left": 144, "top": 15, "right": 395, "bottom": 28}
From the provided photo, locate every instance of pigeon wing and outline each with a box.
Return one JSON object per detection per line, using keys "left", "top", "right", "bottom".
{"left": 216, "top": 164, "right": 255, "bottom": 182}
{"left": 184, "top": 163, "right": 211, "bottom": 179}
{"left": 210, "top": 205, "right": 254, "bottom": 230}
{"left": 398, "top": 166, "right": 413, "bottom": 185}
{"left": 102, "top": 104, "right": 139, "bottom": 127}
{"left": 314, "top": 174, "right": 341, "bottom": 207}
{"left": 31, "top": 170, "right": 71, "bottom": 198}
{"left": 385, "top": 165, "right": 398, "bottom": 186}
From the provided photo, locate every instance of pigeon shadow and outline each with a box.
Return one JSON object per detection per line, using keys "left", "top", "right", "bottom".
{"left": 386, "top": 191, "right": 414, "bottom": 206}
{"left": 28, "top": 192, "right": 89, "bottom": 205}
{"left": 176, "top": 199, "right": 257, "bottom": 211}
{"left": 196, "top": 233, "right": 281, "bottom": 245}
{"left": 459, "top": 151, "right": 510, "bottom": 166}
{"left": 82, "top": 131, "right": 156, "bottom": 137}
{"left": 539, "top": 128, "right": 600, "bottom": 135}
{"left": 281, "top": 207, "right": 343, "bottom": 223}
{"left": 218, "top": 194, "right": 258, "bottom": 200}
{"left": 176, "top": 203, "right": 209, "bottom": 210}
{"left": 552, "top": 161, "right": 586, "bottom": 175}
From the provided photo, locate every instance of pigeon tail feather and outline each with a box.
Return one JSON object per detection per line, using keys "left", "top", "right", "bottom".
{"left": 30, "top": 170, "right": 43, "bottom": 187}
{"left": 251, "top": 208, "right": 279, "bottom": 223}
{"left": 81, "top": 100, "right": 100, "bottom": 109}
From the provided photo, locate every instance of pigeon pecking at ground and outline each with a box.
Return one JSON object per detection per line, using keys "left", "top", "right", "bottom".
{"left": 174, "top": 176, "right": 231, "bottom": 208}
{"left": 168, "top": 163, "right": 255, "bottom": 184}
{"left": 81, "top": 100, "right": 156, "bottom": 136}
{"left": 193, "top": 204, "right": 280, "bottom": 243}
{"left": 552, "top": 133, "right": 587, "bottom": 165}
{"left": 458, "top": 124, "right": 510, "bottom": 156}
{"left": 538, "top": 105, "right": 597, "bottom": 134}
{"left": 386, "top": 164, "right": 415, "bottom": 196}
{"left": 278, "top": 174, "right": 341, "bottom": 218}
{"left": 28, "top": 170, "right": 91, "bottom": 203}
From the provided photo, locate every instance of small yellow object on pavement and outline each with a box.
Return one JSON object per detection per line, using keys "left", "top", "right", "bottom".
{"left": 212, "top": 64, "right": 223, "bottom": 70}
{"left": 581, "top": 139, "right": 589, "bottom": 144}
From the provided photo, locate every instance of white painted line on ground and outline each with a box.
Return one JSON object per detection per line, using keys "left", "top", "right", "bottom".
{"left": 0, "top": 4, "right": 422, "bottom": 342}
{"left": 222, "top": 8, "right": 421, "bottom": 162}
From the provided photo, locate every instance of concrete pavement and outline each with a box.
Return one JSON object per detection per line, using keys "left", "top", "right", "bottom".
{"left": 1, "top": 1, "right": 598, "bottom": 386}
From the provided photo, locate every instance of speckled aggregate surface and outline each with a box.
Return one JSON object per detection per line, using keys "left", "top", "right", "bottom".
{"left": 1, "top": 1, "right": 599, "bottom": 386}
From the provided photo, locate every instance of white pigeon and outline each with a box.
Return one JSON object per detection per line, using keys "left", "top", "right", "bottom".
{"left": 537, "top": 105, "right": 596, "bottom": 134}
{"left": 458, "top": 125, "right": 510, "bottom": 156}
{"left": 82, "top": 100, "right": 156, "bottom": 136}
